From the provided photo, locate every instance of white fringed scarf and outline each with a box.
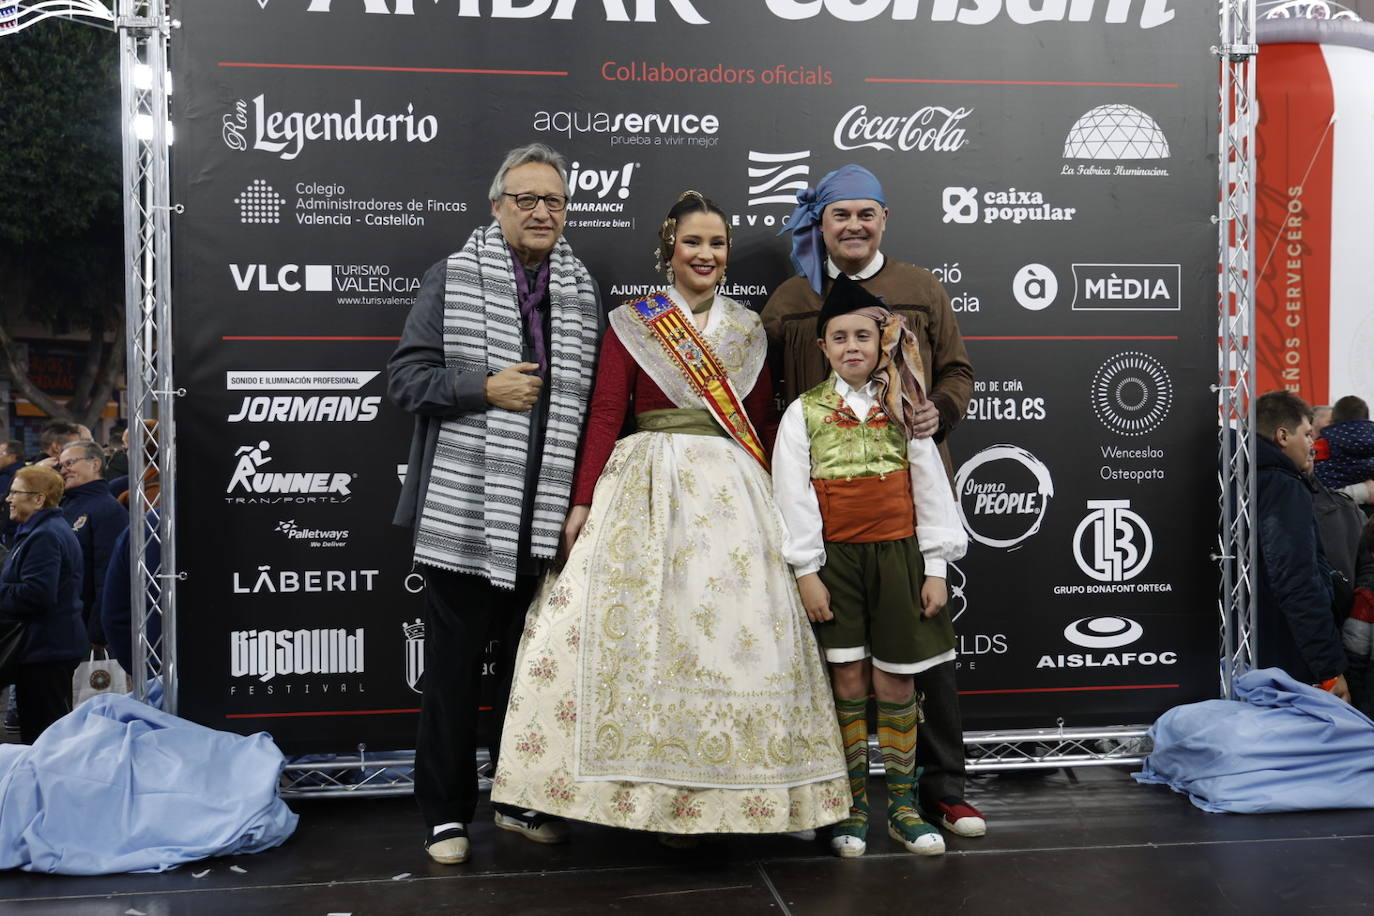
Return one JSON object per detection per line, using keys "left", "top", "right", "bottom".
{"left": 413, "top": 223, "right": 600, "bottom": 589}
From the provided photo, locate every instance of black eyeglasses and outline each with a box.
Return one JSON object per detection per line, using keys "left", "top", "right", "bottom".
{"left": 58, "top": 456, "right": 97, "bottom": 470}
{"left": 502, "top": 192, "right": 568, "bottom": 212}
{"left": 5, "top": 490, "right": 40, "bottom": 500}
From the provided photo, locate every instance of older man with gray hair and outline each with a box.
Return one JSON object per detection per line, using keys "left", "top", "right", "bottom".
{"left": 57, "top": 439, "right": 126, "bottom": 649}
{"left": 389, "top": 143, "right": 602, "bottom": 865}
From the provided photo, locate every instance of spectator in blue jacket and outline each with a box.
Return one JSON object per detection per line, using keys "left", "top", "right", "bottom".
{"left": 57, "top": 441, "right": 128, "bottom": 647}
{"left": 1256, "top": 390, "right": 1350, "bottom": 701}
{"left": 0, "top": 465, "right": 87, "bottom": 742}
{"left": 100, "top": 510, "right": 160, "bottom": 678}
{"left": 1313, "top": 395, "right": 1374, "bottom": 493}
{"left": 0, "top": 440, "right": 24, "bottom": 549}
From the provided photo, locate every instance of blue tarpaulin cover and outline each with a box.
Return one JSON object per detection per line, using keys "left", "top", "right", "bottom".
{"left": 0, "top": 693, "right": 298, "bottom": 873}
{"left": 1135, "top": 667, "right": 1374, "bottom": 813}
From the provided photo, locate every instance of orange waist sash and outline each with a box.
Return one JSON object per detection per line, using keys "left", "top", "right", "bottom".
{"left": 811, "top": 472, "right": 916, "bottom": 544}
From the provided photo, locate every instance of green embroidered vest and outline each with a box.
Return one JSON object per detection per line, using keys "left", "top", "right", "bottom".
{"left": 800, "top": 377, "right": 909, "bottom": 480}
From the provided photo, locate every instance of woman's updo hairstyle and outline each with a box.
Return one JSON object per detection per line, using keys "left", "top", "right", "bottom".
{"left": 653, "top": 190, "right": 731, "bottom": 274}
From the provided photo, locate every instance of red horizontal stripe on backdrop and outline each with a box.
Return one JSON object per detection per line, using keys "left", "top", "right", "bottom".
{"left": 219, "top": 61, "right": 567, "bottom": 76}
{"left": 865, "top": 78, "right": 1179, "bottom": 88}
{"left": 964, "top": 335, "right": 1179, "bottom": 341}
{"left": 221, "top": 336, "right": 401, "bottom": 341}
{"left": 959, "top": 684, "right": 1179, "bottom": 695}
{"left": 225, "top": 706, "right": 492, "bottom": 719}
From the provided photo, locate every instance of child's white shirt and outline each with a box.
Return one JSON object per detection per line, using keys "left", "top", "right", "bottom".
{"left": 772, "top": 375, "right": 968, "bottom": 579}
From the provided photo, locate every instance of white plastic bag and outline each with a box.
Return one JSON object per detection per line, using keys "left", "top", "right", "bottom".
{"left": 72, "top": 649, "right": 128, "bottom": 707}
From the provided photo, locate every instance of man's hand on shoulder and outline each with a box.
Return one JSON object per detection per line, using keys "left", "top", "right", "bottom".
{"left": 910, "top": 400, "right": 940, "bottom": 439}
{"left": 485, "top": 362, "right": 543, "bottom": 411}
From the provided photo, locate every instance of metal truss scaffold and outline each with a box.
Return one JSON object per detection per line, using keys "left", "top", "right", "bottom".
{"left": 275, "top": 730, "right": 1156, "bottom": 794}
{"left": 1216, "top": 0, "right": 1259, "bottom": 700}
{"left": 275, "top": 725, "right": 1158, "bottom": 795}
{"left": 0, "top": 1, "right": 114, "bottom": 34}
{"left": 118, "top": 0, "right": 180, "bottom": 713}
{"left": 281, "top": 751, "right": 432, "bottom": 800}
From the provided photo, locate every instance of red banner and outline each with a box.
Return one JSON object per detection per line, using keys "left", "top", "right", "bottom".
{"left": 1256, "top": 42, "right": 1334, "bottom": 405}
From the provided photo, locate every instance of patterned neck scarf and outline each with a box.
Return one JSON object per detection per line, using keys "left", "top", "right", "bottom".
{"left": 853, "top": 305, "right": 927, "bottom": 439}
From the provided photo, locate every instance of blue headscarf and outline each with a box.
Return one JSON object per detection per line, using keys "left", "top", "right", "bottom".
{"left": 779, "top": 164, "right": 886, "bottom": 294}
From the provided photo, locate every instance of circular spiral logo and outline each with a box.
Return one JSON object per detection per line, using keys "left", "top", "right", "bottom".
{"left": 1090, "top": 351, "right": 1173, "bottom": 436}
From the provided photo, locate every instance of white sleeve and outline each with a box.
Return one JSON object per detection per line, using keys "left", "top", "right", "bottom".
{"left": 908, "top": 436, "right": 967, "bottom": 579}
{"left": 1339, "top": 481, "right": 1370, "bottom": 505}
{"left": 772, "top": 400, "right": 826, "bottom": 578}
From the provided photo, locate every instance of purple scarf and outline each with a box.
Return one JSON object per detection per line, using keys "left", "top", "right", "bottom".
{"left": 511, "top": 247, "right": 550, "bottom": 374}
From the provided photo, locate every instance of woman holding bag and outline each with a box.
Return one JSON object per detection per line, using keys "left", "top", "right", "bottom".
{"left": 0, "top": 465, "right": 88, "bottom": 743}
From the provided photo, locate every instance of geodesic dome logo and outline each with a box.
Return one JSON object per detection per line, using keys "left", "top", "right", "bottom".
{"left": 1063, "top": 105, "right": 1170, "bottom": 160}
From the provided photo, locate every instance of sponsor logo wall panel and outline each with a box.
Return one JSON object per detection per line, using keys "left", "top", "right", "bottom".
{"left": 172, "top": 0, "right": 1218, "bottom": 748}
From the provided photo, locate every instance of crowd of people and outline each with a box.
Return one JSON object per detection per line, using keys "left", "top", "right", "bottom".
{"left": 0, "top": 418, "right": 159, "bottom": 742}
{"left": 1256, "top": 392, "right": 1374, "bottom": 715}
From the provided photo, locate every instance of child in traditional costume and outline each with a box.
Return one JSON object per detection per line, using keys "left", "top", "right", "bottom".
{"left": 490, "top": 192, "right": 849, "bottom": 840}
{"left": 772, "top": 274, "right": 969, "bottom": 857}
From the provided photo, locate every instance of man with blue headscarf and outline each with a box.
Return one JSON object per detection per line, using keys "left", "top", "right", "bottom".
{"left": 763, "top": 165, "right": 972, "bottom": 447}
{"left": 763, "top": 164, "right": 983, "bottom": 840}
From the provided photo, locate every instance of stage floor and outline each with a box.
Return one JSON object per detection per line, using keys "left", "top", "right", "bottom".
{"left": 3, "top": 765, "right": 1372, "bottom": 915}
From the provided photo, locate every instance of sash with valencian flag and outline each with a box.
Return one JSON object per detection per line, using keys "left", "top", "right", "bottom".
{"left": 627, "top": 292, "right": 770, "bottom": 472}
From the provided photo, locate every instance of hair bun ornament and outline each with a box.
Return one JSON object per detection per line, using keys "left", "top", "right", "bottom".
{"left": 677, "top": 189, "right": 707, "bottom": 204}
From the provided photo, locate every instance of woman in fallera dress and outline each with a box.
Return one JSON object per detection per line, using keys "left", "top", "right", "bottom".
{"left": 491, "top": 191, "right": 849, "bottom": 837}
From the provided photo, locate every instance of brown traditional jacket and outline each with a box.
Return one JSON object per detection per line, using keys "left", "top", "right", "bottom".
{"left": 761, "top": 258, "right": 974, "bottom": 480}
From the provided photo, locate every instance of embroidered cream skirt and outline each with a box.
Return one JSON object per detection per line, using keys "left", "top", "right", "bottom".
{"left": 491, "top": 430, "right": 850, "bottom": 834}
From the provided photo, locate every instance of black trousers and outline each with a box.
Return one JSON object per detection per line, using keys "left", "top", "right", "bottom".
{"left": 414, "top": 567, "right": 538, "bottom": 827}
{"left": 16, "top": 659, "right": 78, "bottom": 745}
{"left": 913, "top": 660, "right": 967, "bottom": 808}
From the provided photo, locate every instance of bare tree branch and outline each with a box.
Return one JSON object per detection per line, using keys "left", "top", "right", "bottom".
{"left": 0, "top": 320, "right": 72, "bottom": 421}
{"left": 66, "top": 324, "right": 104, "bottom": 417}
{"left": 79, "top": 327, "right": 125, "bottom": 430}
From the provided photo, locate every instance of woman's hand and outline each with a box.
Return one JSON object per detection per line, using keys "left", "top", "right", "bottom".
{"left": 920, "top": 576, "right": 947, "bottom": 619}
{"left": 557, "top": 504, "right": 590, "bottom": 567}
{"left": 797, "top": 573, "right": 833, "bottom": 623}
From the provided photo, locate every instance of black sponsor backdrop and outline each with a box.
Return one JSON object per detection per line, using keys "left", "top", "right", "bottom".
{"left": 171, "top": 1, "right": 1218, "bottom": 750}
